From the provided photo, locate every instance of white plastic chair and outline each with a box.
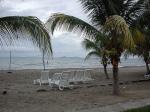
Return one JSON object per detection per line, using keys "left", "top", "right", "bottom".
{"left": 49, "top": 73, "right": 62, "bottom": 87}
{"left": 69, "top": 70, "right": 76, "bottom": 82}
{"left": 33, "top": 70, "right": 50, "bottom": 86}
{"left": 62, "top": 71, "right": 75, "bottom": 81}
{"left": 58, "top": 79, "right": 73, "bottom": 90}
{"left": 61, "top": 71, "right": 71, "bottom": 80}
{"left": 59, "top": 71, "right": 74, "bottom": 90}
{"left": 49, "top": 72, "right": 73, "bottom": 90}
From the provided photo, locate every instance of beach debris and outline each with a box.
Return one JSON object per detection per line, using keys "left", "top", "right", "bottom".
{"left": 2, "top": 91, "right": 7, "bottom": 95}
{"left": 7, "top": 71, "right": 12, "bottom": 74}
{"left": 36, "top": 89, "right": 47, "bottom": 92}
{"left": 123, "top": 86, "right": 126, "bottom": 89}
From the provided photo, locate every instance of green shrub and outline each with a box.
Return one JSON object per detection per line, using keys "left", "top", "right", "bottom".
{"left": 124, "top": 105, "right": 150, "bottom": 112}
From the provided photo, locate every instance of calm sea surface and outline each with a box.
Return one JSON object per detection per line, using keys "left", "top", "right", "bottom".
{"left": 0, "top": 57, "right": 145, "bottom": 70}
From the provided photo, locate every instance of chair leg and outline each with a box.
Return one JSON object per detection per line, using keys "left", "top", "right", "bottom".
{"left": 59, "top": 86, "right": 64, "bottom": 91}
{"left": 49, "top": 83, "right": 53, "bottom": 88}
{"left": 69, "top": 86, "right": 73, "bottom": 90}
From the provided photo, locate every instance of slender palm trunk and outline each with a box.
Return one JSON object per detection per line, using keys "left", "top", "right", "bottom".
{"left": 146, "top": 61, "right": 150, "bottom": 74}
{"left": 144, "top": 56, "right": 150, "bottom": 74}
{"left": 42, "top": 50, "right": 46, "bottom": 70}
{"left": 8, "top": 50, "right": 12, "bottom": 73}
{"left": 104, "top": 64, "right": 109, "bottom": 79}
{"left": 112, "top": 58, "right": 120, "bottom": 95}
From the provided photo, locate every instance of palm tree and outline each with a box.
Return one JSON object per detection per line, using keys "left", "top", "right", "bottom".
{"left": 45, "top": 0, "right": 149, "bottom": 95}
{"left": 82, "top": 36, "right": 110, "bottom": 79}
{"left": 135, "top": 12, "right": 150, "bottom": 74}
{"left": 130, "top": 15, "right": 150, "bottom": 74}
{"left": 104, "top": 15, "right": 134, "bottom": 95}
{"left": 0, "top": 16, "right": 52, "bottom": 55}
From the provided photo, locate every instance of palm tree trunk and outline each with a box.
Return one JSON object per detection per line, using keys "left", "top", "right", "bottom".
{"left": 42, "top": 50, "right": 46, "bottom": 70}
{"left": 8, "top": 50, "right": 12, "bottom": 73}
{"left": 144, "top": 56, "right": 150, "bottom": 74}
{"left": 146, "top": 61, "right": 150, "bottom": 74}
{"left": 104, "top": 64, "right": 109, "bottom": 79}
{"left": 112, "top": 58, "right": 120, "bottom": 95}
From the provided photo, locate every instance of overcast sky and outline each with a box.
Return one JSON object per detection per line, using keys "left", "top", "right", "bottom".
{"left": 0, "top": 0, "right": 89, "bottom": 57}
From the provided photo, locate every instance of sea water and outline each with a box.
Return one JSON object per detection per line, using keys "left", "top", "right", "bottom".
{"left": 0, "top": 57, "right": 145, "bottom": 70}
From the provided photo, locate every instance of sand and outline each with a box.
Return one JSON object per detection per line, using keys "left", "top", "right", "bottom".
{"left": 0, "top": 66, "right": 150, "bottom": 112}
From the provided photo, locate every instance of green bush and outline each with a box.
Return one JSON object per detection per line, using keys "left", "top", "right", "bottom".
{"left": 124, "top": 105, "right": 150, "bottom": 112}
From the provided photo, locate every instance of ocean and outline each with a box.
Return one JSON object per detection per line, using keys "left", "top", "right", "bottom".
{"left": 0, "top": 57, "right": 145, "bottom": 70}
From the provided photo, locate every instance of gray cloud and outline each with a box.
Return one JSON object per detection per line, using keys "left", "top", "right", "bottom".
{"left": 52, "top": 33, "right": 86, "bottom": 57}
{"left": 0, "top": 0, "right": 87, "bottom": 21}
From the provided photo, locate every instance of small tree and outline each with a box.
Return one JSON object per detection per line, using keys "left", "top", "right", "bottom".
{"left": 82, "top": 37, "right": 110, "bottom": 79}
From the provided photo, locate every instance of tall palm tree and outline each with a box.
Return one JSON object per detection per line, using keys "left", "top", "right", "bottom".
{"left": 46, "top": 0, "right": 149, "bottom": 95}
{"left": 82, "top": 36, "right": 110, "bottom": 79}
{"left": 104, "top": 15, "right": 134, "bottom": 95}
{"left": 0, "top": 16, "right": 52, "bottom": 55}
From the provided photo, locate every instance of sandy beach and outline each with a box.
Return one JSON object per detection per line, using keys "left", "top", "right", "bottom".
{"left": 0, "top": 66, "right": 150, "bottom": 112}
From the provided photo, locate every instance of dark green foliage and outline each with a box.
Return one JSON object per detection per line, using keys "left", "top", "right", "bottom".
{"left": 79, "top": 0, "right": 149, "bottom": 27}
{"left": 124, "top": 105, "right": 150, "bottom": 112}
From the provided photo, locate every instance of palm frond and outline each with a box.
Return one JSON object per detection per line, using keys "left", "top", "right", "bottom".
{"left": 0, "top": 16, "right": 52, "bottom": 55}
{"left": 85, "top": 51, "right": 100, "bottom": 60}
{"left": 130, "top": 28, "right": 145, "bottom": 45}
{"left": 124, "top": 0, "right": 149, "bottom": 25}
{"left": 121, "top": 0, "right": 136, "bottom": 17}
{"left": 82, "top": 38, "right": 99, "bottom": 51}
{"left": 79, "top": 0, "right": 119, "bottom": 26}
{"left": 45, "top": 13, "right": 100, "bottom": 39}
{"left": 133, "top": 10, "right": 150, "bottom": 30}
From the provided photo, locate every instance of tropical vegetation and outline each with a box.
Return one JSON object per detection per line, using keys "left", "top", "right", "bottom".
{"left": 135, "top": 16, "right": 150, "bottom": 74}
{"left": 46, "top": 0, "right": 150, "bottom": 95}
{"left": 82, "top": 36, "right": 110, "bottom": 79}
{"left": 126, "top": 10, "right": 150, "bottom": 74}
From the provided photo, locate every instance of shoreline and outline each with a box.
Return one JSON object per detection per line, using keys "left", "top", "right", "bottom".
{"left": 0, "top": 65, "right": 146, "bottom": 71}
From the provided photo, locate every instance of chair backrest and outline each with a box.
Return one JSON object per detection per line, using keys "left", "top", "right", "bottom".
{"left": 52, "top": 73, "right": 62, "bottom": 80}
{"left": 40, "top": 71, "right": 49, "bottom": 80}
{"left": 85, "top": 69, "right": 92, "bottom": 79}
{"left": 69, "top": 70, "right": 76, "bottom": 81}
{"left": 62, "top": 71, "right": 71, "bottom": 80}
{"left": 75, "top": 70, "right": 85, "bottom": 81}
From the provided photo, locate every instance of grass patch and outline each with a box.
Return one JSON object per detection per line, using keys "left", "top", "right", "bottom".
{"left": 124, "top": 105, "right": 150, "bottom": 112}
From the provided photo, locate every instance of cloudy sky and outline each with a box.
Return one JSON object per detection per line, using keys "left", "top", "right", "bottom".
{"left": 0, "top": 0, "right": 89, "bottom": 57}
